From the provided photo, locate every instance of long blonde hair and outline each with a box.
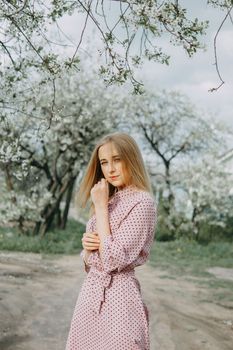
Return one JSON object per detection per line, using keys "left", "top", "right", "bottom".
{"left": 76, "top": 132, "right": 153, "bottom": 216}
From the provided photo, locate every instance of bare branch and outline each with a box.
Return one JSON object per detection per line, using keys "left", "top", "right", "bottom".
{"left": 209, "top": 5, "right": 233, "bottom": 92}
{"left": 0, "top": 40, "right": 16, "bottom": 67}
{"left": 229, "top": 11, "right": 233, "bottom": 25}
{"left": 4, "top": 0, "right": 29, "bottom": 16}
{"left": 70, "top": 0, "right": 92, "bottom": 65}
{"left": 46, "top": 78, "right": 56, "bottom": 130}
{"left": 5, "top": 15, "right": 45, "bottom": 63}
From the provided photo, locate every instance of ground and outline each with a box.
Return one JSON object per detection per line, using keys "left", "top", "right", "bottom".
{"left": 0, "top": 251, "right": 233, "bottom": 350}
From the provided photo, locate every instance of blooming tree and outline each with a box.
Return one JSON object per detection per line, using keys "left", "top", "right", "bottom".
{"left": 176, "top": 157, "right": 233, "bottom": 240}
{"left": 0, "top": 1, "right": 232, "bottom": 239}
{"left": 0, "top": 67, "right": 120, "bottom": 235}
{"left": 118, "top": 89, "right": 232, "bottom": 239}
{"left": 0, "top": 0, "right": 232, "bottom": 99}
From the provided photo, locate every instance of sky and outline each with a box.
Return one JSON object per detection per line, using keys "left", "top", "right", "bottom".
{"left": 56, "top": 1, "right": 233, "bottom": 147}
{"left": 142, "top": 1, "right": 233, "bottom": 127}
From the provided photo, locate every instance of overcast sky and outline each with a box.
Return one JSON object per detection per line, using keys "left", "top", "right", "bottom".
{"left": 57, "top": 1, "right": 233, "bottom": 146}
{"left": 142, "top": 1, "right": 233, "bottom": 126}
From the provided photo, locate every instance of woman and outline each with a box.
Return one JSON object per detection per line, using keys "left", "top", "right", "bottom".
{"left": 65, "top": 132, "right": 157, "bottom": 350}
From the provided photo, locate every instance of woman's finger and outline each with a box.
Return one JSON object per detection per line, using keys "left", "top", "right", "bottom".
{"left": 83, "top": 235, "right": 99, "bottom": 241}
{"left": 83, "top": 244, "right": 100, "bottom": 250}
{"left": 84, "top": 232, "right": 99, "bottom": 238}
{"left": 85, "top": 240, "right": 100, "bottom": 245}
{"left": 82, "top": 236, "right": 100, "bottom": 242}
{"left": 83, "top": 246, "right": 99, "bottom": 251}
{"left": 84, "top": 243, "right": 100, "bottom": 247}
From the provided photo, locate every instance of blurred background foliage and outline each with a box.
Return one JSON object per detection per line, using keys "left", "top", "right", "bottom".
{"left": 0, "top": 0, "right": 232, "bottom": 252}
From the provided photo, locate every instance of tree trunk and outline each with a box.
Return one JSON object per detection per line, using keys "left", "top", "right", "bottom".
{"left": 4, "top": 164, "right": 15, "bottom": 195}
{"left": 18, "top": 216, "right": 23, "bottom": 233}
{"left": 56, "top": 208, "right": 61, "bottom": 227}
{"left": 40, "top": 199, "right": 62, "bottom": 237}
{"left": 163, "top": 162, "right": 175, "bottom": 216}
{"left": 60, "top": 178, "right": 75, "bottom": 229}
{"left": 33, "top": 221, "right": 41, "bottom": 236}
{"left": 39, "top": 177, "right": 73, "bottom": 237}
{"left": 191, "top": 207, "right": 200, "bottom": 241}
{"left": 5, "top": 166, "right": 13, "bottom": 191}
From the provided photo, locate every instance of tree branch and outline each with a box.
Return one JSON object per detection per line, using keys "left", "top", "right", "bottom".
{"left": 70, "top": 0, "right": 92, "bottom": 65}
{"left": 5, "top": 0, "right": 29, "bottom": 16}
{"left": 0, "top": 40, "right": 16, "bottom": 67}
{"left": 209, "top": 5, "right": 233, "bottom": 92}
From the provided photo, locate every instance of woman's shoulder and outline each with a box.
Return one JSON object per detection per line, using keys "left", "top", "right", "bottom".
{"left": 119, "top": 189, "right": 157, "bottom": 225}
{"left": 133, "top": 188, "right": 154, "bottom": 199}
{"left": 117, "top": 186, "right": 156, "bottom": 209}
{"left": 132, "top": 190, "right": 157, "bottom": 213}
{"left": 130, "top": 187, "right": 155, "bottom": 202}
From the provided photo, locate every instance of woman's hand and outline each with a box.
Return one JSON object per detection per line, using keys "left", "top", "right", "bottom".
{"left": 82, "top": 232, "right": 100, "bottom": 251}
{"left": 91, "top": 178, "right": 109, "bottom": 209}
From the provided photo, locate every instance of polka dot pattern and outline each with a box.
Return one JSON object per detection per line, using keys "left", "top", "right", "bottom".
{"left": 65, "top": 186, "right": 157, "bottom": 350}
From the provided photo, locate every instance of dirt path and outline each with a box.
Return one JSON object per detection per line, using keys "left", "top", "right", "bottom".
{"left": 0, "top": 251, "right": 233, "bottom": 350}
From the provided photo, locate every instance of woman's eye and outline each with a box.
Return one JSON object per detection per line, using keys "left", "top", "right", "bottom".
{"left": 100, "top": 158, "right": 120, "bottom": 165}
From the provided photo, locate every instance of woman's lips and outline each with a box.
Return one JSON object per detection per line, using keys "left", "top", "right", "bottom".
{"left": 110, "top": 176, "right": 119, "bottom": 180}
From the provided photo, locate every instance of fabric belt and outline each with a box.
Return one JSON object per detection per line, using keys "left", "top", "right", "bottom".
{"left": 88, "top": 268, "right": 135, "bottom": 315}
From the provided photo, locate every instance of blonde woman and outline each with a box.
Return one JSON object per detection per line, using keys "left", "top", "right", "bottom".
{"left": 65, "top": 132, "right": 157, "bottom": 350}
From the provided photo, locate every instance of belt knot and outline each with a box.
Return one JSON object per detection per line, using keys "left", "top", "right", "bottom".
{"left": 88, "top": 268, "right": 134, "bottom": 314}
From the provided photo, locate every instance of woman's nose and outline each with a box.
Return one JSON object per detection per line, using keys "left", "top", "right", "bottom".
{"left": 108, "top": 162, "right": 116, "bottom": 172}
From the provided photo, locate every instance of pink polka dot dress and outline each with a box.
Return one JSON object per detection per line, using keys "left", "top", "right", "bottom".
{"left": 65, "top": 185, "right": 157, "bottom": 350}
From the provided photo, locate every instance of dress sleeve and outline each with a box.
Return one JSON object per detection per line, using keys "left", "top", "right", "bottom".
{"left": 101, "top": 197, "right": 157, "bottom": 273}
{"left": 80, "top": 249, "right": 91, "bottom": 273}
{"left": 80, "top": 216, "right": 95, "bottom": 273}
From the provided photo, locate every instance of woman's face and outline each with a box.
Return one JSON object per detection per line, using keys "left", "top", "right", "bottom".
{"left": 98, "top": 142, "right": 128, "bottom": 189}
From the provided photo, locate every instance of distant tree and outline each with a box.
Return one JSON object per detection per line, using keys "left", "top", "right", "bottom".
{"left": 177, "top": 157, "right": 233, "bottom": 240}
{"left": 119, "top": 89, "right": 232, "bottom": 239}
{"left": 127, "top": 91, "right": 225, "bottom": 208}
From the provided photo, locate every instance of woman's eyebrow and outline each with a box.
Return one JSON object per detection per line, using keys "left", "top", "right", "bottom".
{"left": 100, "top": 155, "right": 120, "bottom": 161}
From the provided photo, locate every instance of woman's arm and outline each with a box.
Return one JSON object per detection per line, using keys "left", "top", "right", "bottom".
{"left": 99, "top": 198, "right": 157, "bottom": 273}
{"left": 83, "top": 249, "right": 91, "bottom": 265}
{"left": 95, "top": 205, "right": 111, "bottom": 263}
{"left": 90, "top": 178, "right": 111, "bottom": 263}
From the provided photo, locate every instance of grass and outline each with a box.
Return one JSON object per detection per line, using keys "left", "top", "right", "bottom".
{"left": 0, "top": 220, "right": 233, "bottom": 309}
{"left": 0, "top": 220, "right": 233, "bottom": 275}
{"left": 0, "top": 219, "right": 85, "bottom": 254}
{"left": 1, "top": 221, "right": 233, "bottom": 274}
{"left": 149, "top": 238, "right": 233, "bottom": 277}
{"left": 1, "top": 222, "right": 232, "bottom": 270}
{"left": 149, "top": 238, "right": 233, "bottom": 307}
{"left": 1, "top": 222, "right": 233, "bottom": 305}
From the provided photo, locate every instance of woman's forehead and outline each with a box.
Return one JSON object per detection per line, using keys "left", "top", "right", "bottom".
{"left": 98, "top": 142, "right": 119, "bottom": 157}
